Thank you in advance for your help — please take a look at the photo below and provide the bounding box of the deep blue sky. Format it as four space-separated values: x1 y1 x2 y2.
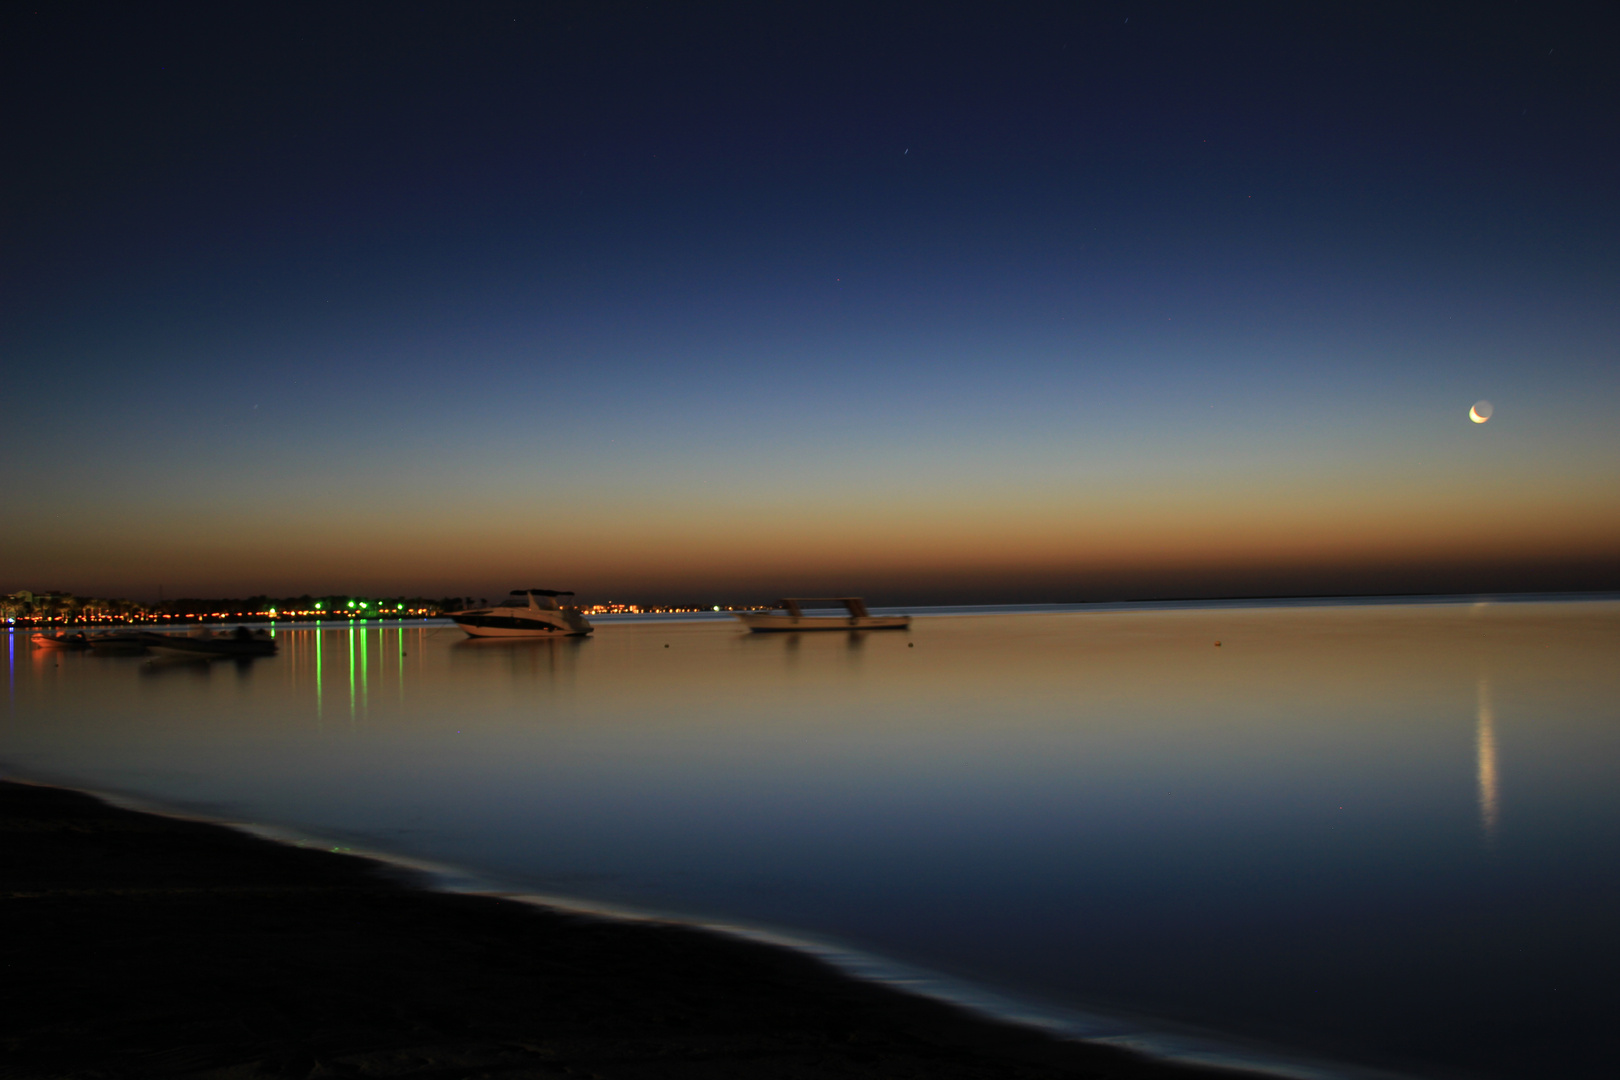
5 2 1617 602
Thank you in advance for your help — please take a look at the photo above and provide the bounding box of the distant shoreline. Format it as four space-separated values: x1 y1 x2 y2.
10 588 1620 630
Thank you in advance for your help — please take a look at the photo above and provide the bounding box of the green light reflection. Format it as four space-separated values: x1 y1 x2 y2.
360 627 369 714
314 629 323 722
347 625 355 722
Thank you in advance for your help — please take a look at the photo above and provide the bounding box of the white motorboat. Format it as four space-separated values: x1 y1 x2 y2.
449 589 594 638
733 597 909 633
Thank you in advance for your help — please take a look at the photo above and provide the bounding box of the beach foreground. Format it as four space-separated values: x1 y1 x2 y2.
1 780 1261 1080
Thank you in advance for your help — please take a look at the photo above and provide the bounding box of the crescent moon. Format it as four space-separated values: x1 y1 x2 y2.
1469 406 1486 423
1469 400 1493 424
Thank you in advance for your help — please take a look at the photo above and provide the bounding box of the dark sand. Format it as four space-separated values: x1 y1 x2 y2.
1 780 1265 1079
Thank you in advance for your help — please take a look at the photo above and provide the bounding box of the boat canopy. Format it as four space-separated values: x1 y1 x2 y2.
773 597 871 618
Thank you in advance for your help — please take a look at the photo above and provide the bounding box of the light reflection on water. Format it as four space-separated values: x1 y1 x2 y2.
5 601 1620 1079
1476 676 1498 846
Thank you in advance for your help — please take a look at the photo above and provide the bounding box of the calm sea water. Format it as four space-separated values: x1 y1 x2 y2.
6 601 1620 1079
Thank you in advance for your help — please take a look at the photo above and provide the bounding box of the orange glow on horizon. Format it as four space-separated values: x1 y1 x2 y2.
6 461 1618 599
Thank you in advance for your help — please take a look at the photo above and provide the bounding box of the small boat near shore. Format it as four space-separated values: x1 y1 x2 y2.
139 627 278 658
31 632 91 650
86 632 151 653
733 598 910 633
449 590 594 638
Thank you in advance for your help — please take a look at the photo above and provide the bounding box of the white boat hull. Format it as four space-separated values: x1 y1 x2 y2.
453 620 581 638
733 613 910 632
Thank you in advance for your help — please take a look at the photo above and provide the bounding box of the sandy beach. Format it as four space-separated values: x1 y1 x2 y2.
0 778 1270 1080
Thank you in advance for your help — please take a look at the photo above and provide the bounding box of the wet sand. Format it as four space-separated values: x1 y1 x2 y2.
0 779 1263 1079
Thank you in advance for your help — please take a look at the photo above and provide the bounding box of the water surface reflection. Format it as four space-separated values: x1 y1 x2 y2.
5 602 1620 1079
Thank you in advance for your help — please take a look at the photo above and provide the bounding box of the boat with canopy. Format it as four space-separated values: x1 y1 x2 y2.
448 590 594 637
732 597 909 633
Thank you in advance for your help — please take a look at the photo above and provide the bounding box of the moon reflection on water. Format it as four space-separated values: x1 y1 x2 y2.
1477 676 1499 844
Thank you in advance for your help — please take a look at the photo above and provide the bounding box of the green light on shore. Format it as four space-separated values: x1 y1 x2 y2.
315 602 323 609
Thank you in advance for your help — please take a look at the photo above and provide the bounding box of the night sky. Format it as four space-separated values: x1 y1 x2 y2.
6 2 1618 604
